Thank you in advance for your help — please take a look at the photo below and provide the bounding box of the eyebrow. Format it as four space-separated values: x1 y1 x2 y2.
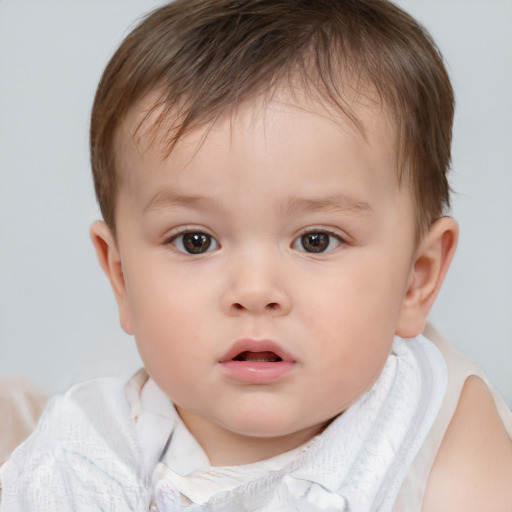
144 191 215 212
144 190 374 217
280 194 375 217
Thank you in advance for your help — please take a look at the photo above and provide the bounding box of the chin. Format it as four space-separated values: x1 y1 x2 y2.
223 410 329 442
218 411 300 438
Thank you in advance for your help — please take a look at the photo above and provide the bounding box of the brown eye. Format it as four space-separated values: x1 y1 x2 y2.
294 232 341 253
172 232 218 254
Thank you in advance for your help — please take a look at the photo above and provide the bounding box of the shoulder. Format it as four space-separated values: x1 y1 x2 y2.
0 376 148 511
422 375 512 512
20 376 134 443
31 375 138 454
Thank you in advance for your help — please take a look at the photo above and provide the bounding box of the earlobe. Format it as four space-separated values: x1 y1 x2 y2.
90 221 134 334
396 217 458 338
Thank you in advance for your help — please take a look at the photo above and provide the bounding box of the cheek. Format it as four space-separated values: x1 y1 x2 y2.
298 258 407 383
303 259 404 332
132 287 212 400
125 265 208 358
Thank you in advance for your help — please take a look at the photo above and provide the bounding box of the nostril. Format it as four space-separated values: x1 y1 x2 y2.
228 301 285 314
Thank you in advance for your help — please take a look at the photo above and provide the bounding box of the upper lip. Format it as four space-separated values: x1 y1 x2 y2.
219 338 296 363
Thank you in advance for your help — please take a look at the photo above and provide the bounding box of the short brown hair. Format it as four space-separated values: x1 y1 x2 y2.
90 0 454 236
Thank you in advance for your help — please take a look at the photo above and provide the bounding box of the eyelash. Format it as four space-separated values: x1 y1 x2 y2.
165 229 219 255
292 229 344 254
166 227 345 256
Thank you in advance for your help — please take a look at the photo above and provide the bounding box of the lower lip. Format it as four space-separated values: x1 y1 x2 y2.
219 360 295 384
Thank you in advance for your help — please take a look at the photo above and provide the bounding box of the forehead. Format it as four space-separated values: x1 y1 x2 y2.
111 87 412 239
115 83 398 177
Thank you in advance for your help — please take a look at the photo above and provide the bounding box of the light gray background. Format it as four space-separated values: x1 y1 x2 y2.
1 1 511 406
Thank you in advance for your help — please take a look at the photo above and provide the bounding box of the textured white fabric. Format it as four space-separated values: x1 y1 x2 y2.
0 378 153 511
0 336 446 511
151 447 307 507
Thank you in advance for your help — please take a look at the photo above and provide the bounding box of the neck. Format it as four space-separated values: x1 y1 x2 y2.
176 406 327 466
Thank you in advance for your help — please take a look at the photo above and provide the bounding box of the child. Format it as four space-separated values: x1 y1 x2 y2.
1 0 511 510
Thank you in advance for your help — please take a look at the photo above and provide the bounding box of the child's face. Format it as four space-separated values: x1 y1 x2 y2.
110 91 420 454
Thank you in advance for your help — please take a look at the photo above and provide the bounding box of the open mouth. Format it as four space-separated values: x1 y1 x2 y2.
233 351 283 363
219 340 295 383
220 338 294 364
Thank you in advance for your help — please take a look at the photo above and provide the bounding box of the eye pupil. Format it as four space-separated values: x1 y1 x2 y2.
183 233 211 254
301 233 330 253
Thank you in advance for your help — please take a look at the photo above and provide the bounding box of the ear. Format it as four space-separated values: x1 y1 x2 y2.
90 221 134 334
395 217 458 338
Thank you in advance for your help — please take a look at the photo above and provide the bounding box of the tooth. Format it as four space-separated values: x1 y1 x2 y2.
234 351 282 362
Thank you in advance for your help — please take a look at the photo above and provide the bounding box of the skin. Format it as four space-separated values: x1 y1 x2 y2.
422 375 512 511
91 89 512 508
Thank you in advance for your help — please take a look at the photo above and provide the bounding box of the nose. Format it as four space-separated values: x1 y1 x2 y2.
220 253 292 316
